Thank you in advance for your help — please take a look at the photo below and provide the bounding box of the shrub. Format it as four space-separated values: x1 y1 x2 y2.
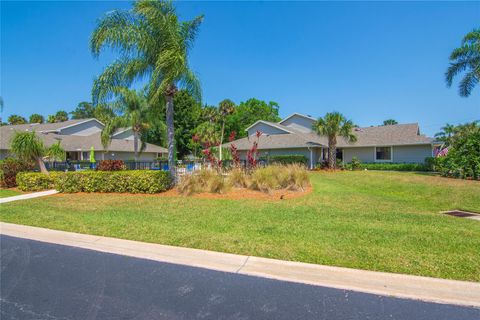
250 164 310 193
351 157 361 170
16 172 59 191
177 169 228 195
358 163 430 171
17 171 172 193
227 168 250 188
269 155 308 165
0 158 34 188
97 160 125 171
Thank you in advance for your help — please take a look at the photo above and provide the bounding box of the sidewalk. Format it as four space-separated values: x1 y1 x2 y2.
0 190 58 204
1 222 479 308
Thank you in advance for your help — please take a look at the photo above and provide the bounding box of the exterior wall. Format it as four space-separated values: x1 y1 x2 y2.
343 147 375 163
393 145 432 163
247 122 288 136
238 147 322 168
343 144 432 163
100 151 158 161
59 120 103 136
281 115 315 133
112 129 134 140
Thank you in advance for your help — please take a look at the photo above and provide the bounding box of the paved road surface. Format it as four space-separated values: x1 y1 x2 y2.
1 235 479 320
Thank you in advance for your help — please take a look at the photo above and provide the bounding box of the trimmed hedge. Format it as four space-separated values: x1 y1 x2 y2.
17 170 172 194
269 155 308 165
356 163 430 171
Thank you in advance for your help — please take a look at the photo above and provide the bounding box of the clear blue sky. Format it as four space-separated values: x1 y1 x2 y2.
1 1 479 136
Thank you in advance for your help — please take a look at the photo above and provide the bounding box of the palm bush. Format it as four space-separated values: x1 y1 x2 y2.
10 131 64 174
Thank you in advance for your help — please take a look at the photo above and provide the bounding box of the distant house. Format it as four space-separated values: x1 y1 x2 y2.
225 113 434 168
0 118 167 161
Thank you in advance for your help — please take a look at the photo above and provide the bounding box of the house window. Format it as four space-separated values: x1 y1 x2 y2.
375 146 392 161
336 148 343 161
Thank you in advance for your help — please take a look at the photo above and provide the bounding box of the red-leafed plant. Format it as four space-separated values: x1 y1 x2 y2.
247 130 262 169
229 131 241 168
97 160 126 171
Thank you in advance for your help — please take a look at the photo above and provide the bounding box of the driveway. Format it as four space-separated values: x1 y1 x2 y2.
1 235 479 320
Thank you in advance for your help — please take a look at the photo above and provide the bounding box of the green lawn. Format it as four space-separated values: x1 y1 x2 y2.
0 189 22 198
1 171 479 281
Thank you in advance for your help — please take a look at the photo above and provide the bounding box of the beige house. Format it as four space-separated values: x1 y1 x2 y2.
225 113 434 169
0 119 167 161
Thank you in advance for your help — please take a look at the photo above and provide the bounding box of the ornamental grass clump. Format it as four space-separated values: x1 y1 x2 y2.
177 169 229 195
227 168 250 188
249 164 309 193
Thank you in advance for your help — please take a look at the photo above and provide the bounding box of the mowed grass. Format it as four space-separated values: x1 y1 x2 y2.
1 171 479 281
0 189 22 198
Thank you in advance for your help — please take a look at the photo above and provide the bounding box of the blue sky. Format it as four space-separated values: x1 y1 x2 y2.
1 1 479 136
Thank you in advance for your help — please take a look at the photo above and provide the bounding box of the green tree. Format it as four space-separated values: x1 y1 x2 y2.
29 114 45 124
218 99 235 160
383 119 398 125
313 112 357 169
93 104 115 124
225 98 281 139
435 123 456 145
91 0 203 176
54 110 69 122
46 115 56 123
445 28 480 97
101 88 152 161
10 131 64 174
8 115 27 125
70 102 96 119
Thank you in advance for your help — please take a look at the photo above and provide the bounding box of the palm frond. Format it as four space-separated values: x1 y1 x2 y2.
459 70 479 97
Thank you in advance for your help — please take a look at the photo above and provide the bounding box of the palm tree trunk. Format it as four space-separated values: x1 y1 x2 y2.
166 93 176 179
219 121 225 161
328 136 337 169
37 157 49 175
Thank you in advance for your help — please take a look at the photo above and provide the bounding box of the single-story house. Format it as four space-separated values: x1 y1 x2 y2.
225 113 435 168
0 118 167 161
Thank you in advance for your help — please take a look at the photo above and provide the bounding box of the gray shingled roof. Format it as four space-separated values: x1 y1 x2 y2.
224 123 432 150
0 122 167 153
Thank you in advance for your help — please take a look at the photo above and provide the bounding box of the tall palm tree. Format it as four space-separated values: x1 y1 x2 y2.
445 28 480 97
435 123 456 145
101 88 151 161
313 112 357 169
218 99 235 160
91 0 203 177
10 131 64 174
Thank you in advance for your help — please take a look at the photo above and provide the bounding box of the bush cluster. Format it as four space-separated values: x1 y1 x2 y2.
177 164 310 195
268 155 308 165
0 158 34 188
97 160 126 171
353 162 431 171
17 170 172 194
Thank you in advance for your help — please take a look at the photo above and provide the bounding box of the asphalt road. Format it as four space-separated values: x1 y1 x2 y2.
1 235 479 320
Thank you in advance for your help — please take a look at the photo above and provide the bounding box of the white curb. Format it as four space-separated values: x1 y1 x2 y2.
0 190 58 203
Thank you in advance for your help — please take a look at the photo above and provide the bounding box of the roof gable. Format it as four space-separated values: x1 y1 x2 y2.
279 113 316 133
245 120 293 135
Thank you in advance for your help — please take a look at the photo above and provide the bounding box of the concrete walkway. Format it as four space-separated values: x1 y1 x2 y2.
0 190 58 203
1 222 479 308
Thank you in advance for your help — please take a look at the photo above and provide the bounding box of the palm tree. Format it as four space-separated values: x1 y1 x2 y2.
445 28 480 97
90 0 203 177
435 123 456 145
10 131 64 174
101 88 151 161
313 112 357 169
218 99 235 160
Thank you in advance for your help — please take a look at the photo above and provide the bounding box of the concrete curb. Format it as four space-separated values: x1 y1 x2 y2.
0 190 58 203
1 222 479 308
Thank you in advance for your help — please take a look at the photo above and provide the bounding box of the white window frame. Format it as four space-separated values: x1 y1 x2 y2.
374 146 393 162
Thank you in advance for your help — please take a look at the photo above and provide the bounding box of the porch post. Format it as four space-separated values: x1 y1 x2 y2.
80 151 83 161
309 148 313 170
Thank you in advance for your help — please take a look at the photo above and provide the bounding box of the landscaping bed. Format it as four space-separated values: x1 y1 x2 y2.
1 171 479 282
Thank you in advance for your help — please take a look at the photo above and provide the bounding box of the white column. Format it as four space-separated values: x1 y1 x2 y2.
80 151 83 161
309 148 313 170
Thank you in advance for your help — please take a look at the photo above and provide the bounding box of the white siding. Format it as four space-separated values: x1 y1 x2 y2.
343 147 375 163
247 122 289 136
112 129 134 140
101 151 158 161
59 120 103 136
281 115 315 133
393 145 432 163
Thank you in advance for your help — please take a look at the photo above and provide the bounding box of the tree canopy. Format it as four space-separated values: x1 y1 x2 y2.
29 114 45 124
383 119 398 125
8 114 27 125
445 28 480 97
